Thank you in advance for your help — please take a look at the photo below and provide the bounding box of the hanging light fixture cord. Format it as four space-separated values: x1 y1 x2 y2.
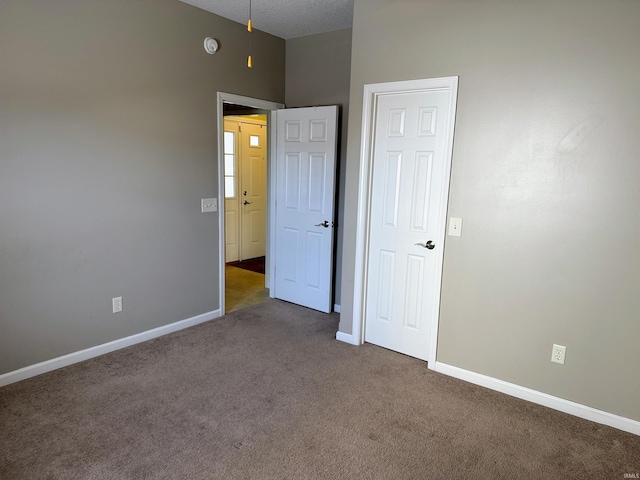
247 0 253 68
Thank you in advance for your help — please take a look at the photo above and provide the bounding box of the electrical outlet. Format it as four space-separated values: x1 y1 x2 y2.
112 296 123 314
551 344 566 364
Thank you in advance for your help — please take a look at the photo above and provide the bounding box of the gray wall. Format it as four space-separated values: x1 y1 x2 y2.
285 28 352 306
0 0 284 374
339 0 640 422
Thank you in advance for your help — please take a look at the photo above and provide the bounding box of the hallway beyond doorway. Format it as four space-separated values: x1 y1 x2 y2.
225 265 268 314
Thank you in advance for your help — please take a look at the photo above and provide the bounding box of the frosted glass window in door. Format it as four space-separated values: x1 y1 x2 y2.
224 131 236 198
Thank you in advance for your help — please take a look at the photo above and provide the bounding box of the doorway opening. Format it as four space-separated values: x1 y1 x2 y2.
223 110 268 313
217 93 284 315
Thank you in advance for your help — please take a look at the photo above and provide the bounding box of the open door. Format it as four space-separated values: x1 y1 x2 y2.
272 106 338 313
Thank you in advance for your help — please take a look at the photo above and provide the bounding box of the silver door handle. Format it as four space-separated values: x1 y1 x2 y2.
415 240 435 250
315 220 330 228
243 200 253 205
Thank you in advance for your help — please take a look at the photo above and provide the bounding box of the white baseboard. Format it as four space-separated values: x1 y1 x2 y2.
0 309 222 388
433 361 640 436
333 304 341 313
336 331 359 345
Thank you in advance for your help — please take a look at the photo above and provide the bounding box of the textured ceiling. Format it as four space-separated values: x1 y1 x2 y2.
179 0 353 40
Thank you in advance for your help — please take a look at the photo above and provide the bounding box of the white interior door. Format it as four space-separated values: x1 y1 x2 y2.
273 106 338 313
240 122 267 260
364 89 454 360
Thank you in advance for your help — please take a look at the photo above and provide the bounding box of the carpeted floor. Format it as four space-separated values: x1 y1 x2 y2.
1 299 639 479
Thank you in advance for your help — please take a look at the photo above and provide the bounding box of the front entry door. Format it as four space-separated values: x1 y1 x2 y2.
364 89 454 361
223 117 267 262
240 122 267 260
273 106 338 313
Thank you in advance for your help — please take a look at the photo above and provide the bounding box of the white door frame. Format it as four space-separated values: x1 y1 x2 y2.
216 92 284 315
350 77 459 366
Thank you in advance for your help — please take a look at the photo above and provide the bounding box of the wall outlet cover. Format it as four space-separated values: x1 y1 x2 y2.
551 344 566 364
112 296 123 314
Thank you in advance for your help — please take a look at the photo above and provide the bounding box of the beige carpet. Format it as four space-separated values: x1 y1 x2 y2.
1 299 639 479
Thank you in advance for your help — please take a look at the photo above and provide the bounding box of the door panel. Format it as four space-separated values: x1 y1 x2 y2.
274 106 338 313
240 122 267 260
365 90 451 361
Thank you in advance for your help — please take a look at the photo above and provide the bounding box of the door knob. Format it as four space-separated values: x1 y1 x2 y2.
415 240 435 249
243 200 253 205
315 220 330 228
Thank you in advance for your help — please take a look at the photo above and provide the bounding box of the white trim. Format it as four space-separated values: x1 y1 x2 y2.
351 77 459 364
434 362 640 436
217 93 285 312
217 93 285 112
333 304 341 313
0 309 222 388
336 331 358 345
268 110 278 298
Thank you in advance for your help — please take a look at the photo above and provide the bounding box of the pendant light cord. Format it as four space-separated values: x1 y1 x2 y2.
247 0 253 68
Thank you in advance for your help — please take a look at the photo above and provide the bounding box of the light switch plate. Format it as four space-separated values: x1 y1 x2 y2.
448 217 462 237
201 198 217 213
